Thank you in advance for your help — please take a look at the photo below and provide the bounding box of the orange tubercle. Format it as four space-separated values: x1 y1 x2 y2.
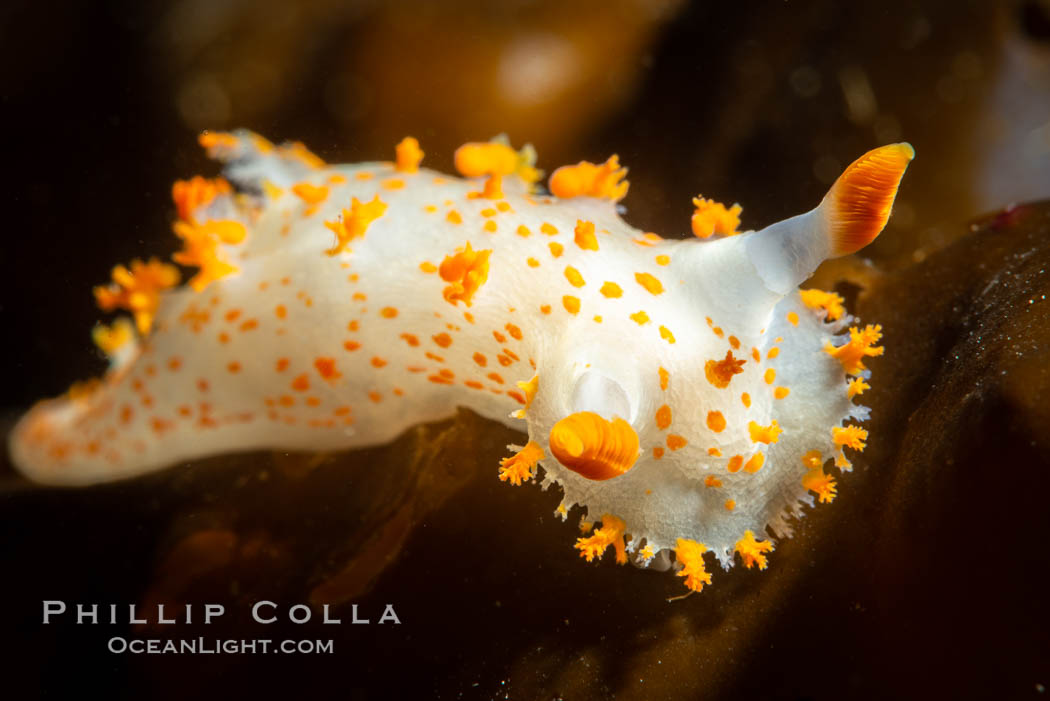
439 242 491 307
735 531 774 570
549 156 629 202
576 514 628 565
394 136 423 173
824 324 884 374
674 539 712 593
691 197 742 238
498 441 544 486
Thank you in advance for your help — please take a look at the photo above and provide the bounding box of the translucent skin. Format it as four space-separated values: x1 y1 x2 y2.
9 132 911 588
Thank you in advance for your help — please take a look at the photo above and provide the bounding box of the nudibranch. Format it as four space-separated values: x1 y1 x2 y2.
9 131 912 594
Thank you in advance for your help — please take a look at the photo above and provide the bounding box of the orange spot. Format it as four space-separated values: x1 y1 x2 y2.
400 333 420 347
728 335 740 350
655 255 671 266
562 295 580 315
748 420 782 444
540 222 558 236
517 225 531 237
744 452 766 473
446 210 463 225
432 332 452 348
527 257 540 268
724 499 736 511
419 261 437 273
653 446 665 459
540 304 551 315
382 178 405 190
706 411 726 432
787 311 799 326
368 391 382 403
371 357 387 368
573 220 599 251
227 361 241 374
275 358 290 372
630 310 649 325
483 220 498 233
487 372 504 384
472 352 488 367
564 266 586 287
655 405 672 430
666 434 687 451
774 386 790 399
380 307 398 318
291 182 329 213
634 272 664 295
600 282 622 298
764 368 777 384
727 455 744 473
658 367 669 391
343 340 361 351
275 304 287 319
705 351 746 388
167 357 182 372
239 319 258 332
549 242 564 258
707 448 722 457
291 374 310 391
314 357 341 380
505 323 523 340
492 330 507 343
659 326 675 344
741 392 751 407
704 475 722 488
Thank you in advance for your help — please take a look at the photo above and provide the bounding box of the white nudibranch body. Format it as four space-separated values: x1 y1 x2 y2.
9 132 912 594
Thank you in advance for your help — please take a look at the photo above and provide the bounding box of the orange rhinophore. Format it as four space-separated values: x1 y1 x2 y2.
824 143 914 256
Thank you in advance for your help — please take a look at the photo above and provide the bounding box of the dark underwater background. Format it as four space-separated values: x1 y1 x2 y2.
1 1 1049 698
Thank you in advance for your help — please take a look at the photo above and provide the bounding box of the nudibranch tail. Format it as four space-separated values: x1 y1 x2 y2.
10 131 912 597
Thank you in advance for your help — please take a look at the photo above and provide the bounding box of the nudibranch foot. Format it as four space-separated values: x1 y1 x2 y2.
9 132 911 595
